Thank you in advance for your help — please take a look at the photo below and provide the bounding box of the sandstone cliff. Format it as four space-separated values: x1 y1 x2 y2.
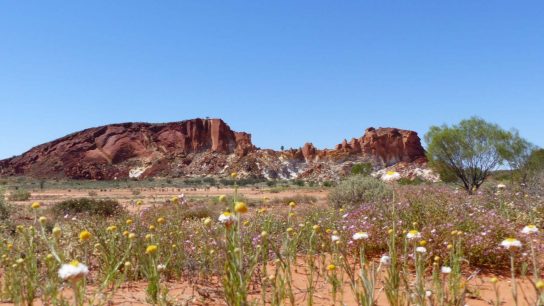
0 118 426 180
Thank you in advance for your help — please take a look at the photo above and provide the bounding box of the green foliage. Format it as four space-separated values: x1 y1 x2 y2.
397 177 425 185
50 198 125 217
0 189 10 221
328 175 393 208
351 162 373 176
292 179 305 187
425 117 512 194
8 189 31 201
501 130 536 183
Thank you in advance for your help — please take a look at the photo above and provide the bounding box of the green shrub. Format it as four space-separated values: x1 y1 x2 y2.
8 189 31 201
397 177 425 185
0 190 10 221
328 175 393 208
351 162 373 176
50 198 125 217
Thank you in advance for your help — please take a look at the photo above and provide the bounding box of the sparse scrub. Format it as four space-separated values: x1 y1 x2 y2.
49 198 125 217
8 189 31 201
328 175 393 208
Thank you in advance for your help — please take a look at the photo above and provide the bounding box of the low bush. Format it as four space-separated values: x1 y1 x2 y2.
351 162 373 176
50 198 125 217
8 189 31 201
0 190 10 221
328 175 393 208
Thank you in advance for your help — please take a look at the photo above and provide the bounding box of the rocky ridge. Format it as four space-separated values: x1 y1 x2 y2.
0 118 427 181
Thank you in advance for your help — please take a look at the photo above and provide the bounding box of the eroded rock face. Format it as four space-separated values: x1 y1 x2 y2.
0 119 426 180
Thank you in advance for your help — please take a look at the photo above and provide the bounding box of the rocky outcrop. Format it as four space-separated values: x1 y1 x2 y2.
0 119 426 180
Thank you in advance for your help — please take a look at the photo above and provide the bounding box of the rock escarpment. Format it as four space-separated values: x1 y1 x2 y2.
0 118 426 180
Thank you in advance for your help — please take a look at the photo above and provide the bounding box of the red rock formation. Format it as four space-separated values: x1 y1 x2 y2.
0 120 426 180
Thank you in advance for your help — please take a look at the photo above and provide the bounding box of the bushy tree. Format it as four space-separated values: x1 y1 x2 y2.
351 162 373 176
425 117 511 194
501 130 536 183
328 175 393 208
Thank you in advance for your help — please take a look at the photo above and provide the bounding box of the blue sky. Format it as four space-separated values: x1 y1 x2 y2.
0 1 542 159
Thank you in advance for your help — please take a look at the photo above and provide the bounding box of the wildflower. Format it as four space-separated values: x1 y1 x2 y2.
31 202 40 209
136 200 143 206
218 212 236 225
52 226 62 238
380 255 391 265
382 171 401 182
490 277 498 284
124 261 132 269
122 230 129 237
149 225 155 231
157 217 165 225
261 231 268 238
39 216 47 224
243 220 250 226
352 232 369 240
536 280 544 290
331 235 340 242
106 225 117 232
419 240 427 246
128 233 137 240
126 219 133 225
230 172 238 178
145 245 158 255
497 183 506 189
500 238 522 250
58 260 89 281
326 264 336 271
407 230 421 240
157 264 166 271
203 217 212 226
425 291 432 297
145 234 152 240
441 266 452 274
522 225 538 235
79 230 92 242
289 201 296 208
234 202 248 214
312 225 320 232
286 227 294 234
415 246 427 254
447 244 453 250
218 195 227 203
434 256 440 262
171 196 179 204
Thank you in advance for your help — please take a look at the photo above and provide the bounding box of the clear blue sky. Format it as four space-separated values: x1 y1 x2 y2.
1 1 543 159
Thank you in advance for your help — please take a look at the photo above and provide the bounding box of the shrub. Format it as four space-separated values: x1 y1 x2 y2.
8 189 31 201
328 175 393 208
351 162 373 176
397 177 425 185
50 198 125 217
0 190 10 221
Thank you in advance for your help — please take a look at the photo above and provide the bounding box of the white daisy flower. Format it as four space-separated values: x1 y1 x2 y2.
500 238 522 249
58 260 89 281
157 264 166 271
407 230 421 240
218 212 237 225
352 232 369 240
382 171 401 182
522 225 538 235
331 235 340 242
380 255 391 265
441 266 452 274
497 183 506 189
415 246 427 254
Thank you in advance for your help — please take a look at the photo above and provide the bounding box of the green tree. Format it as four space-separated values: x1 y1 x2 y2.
425 117 511 194
501 130 536 183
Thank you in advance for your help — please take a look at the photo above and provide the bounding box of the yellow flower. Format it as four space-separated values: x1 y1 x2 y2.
326 264 336 271
79 230 92 242
122 230 129 237
537 280 544 290
288 212 295 217
136 200 143 206
126 219 133 225
124 261 132 269
490 277 498 284
419 240 427 246
31 202 40 209
218 195 227 203
106 225 117 232
261 231 268 238
289 201 296 208
52 227 62 238
203 217 212 226
157 217 165 225
145 245 158 255
149 225 156 231
286 227 294 234
230 172 238 179
39 216 47 224
145 234 152 240
447 244 453 250
171 196 179 205
234 202 248 214
312 225 321 232
128 233 137 240
243 220 250 226
7 243 13 250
